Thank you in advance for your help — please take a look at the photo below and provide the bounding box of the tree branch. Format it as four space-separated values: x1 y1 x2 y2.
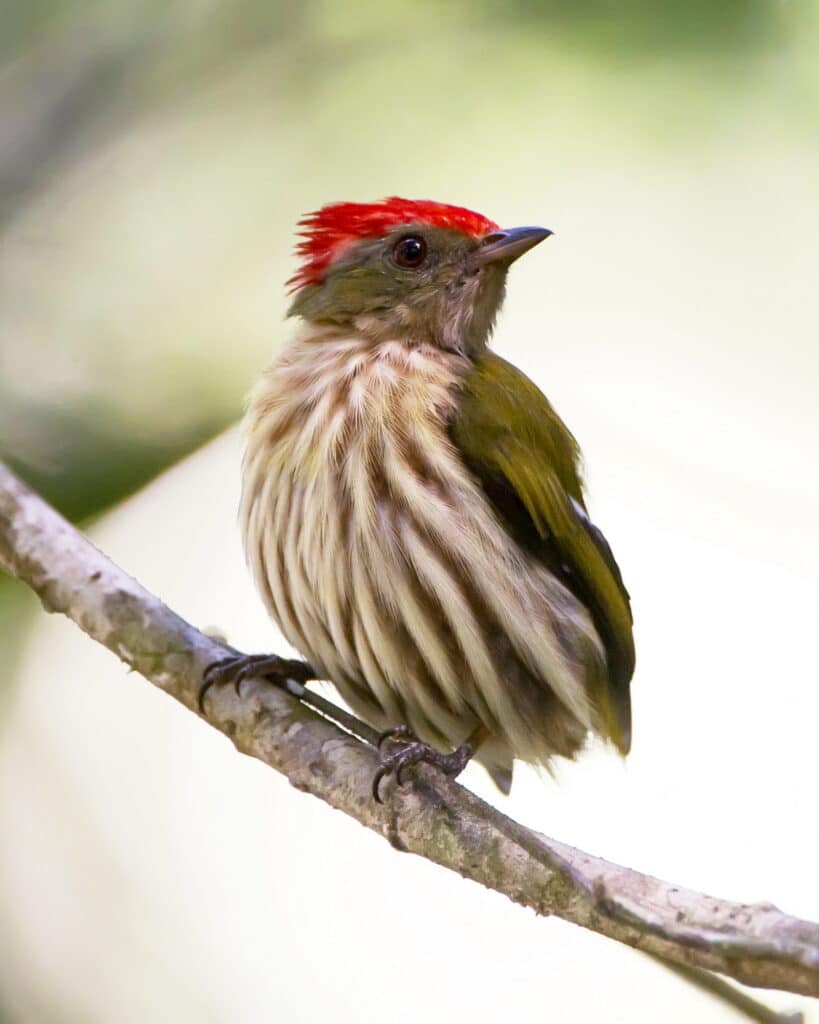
1 460 817 1008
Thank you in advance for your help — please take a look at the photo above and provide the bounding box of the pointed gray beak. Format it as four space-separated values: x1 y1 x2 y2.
474 225 553 267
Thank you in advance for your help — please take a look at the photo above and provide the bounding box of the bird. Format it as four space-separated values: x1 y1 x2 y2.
203 197 634 799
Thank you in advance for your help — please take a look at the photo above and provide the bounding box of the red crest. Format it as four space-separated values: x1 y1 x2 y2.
288 197 499 292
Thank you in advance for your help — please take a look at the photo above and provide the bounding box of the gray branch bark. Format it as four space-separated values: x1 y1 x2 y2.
1 459 817 1004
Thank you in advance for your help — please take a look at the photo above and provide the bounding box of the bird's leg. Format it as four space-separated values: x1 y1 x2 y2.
200 653 383 746
373 723 488 803
199 653 314 712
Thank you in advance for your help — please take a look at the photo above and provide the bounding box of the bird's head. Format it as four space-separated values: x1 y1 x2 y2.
287 198 552 353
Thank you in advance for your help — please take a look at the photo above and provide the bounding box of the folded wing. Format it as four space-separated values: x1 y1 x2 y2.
451 352 635 752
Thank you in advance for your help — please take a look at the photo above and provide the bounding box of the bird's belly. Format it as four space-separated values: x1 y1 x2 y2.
245 446 598 768
249 459 468 738
240 334 604 769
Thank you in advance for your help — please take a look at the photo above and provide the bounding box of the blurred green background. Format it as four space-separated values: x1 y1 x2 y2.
2 0 815 522
1 2 818 1021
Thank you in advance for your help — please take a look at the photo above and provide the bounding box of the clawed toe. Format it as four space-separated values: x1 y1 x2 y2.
372 729 475 802
198 653 313 713
199 657 235 711
202 656 250 697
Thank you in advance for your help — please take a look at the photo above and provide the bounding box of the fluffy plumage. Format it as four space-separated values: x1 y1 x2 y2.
241 198 634 793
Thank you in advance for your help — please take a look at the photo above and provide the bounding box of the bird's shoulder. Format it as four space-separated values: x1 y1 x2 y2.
452 350 586 507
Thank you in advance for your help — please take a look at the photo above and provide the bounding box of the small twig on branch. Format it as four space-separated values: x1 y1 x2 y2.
646 955 805 1024
0 461 815 1021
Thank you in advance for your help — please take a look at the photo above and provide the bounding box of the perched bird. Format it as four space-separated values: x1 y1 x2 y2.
207 197 634 797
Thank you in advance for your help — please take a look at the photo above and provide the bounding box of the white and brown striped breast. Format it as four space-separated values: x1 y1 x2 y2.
241 326 607 776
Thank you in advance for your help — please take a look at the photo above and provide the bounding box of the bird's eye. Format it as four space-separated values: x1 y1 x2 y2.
393 235 428 269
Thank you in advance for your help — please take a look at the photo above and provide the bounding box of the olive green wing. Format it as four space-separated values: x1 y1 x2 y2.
451 351 634 753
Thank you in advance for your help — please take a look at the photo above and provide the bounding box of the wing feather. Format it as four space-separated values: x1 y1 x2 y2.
451 352 635 752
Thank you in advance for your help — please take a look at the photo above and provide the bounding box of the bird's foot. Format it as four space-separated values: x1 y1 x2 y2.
199 653 313 713
373 725 475 802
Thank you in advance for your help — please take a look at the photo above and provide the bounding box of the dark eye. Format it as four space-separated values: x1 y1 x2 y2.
393 235 428 269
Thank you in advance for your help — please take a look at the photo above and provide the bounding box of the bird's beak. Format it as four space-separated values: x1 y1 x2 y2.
473 226 553 268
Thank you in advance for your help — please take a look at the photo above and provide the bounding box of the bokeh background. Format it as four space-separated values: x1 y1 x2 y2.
1 2 818 1021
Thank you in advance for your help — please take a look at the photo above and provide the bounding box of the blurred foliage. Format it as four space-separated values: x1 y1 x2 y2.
1 395 225 522
0 576 36 718
486 0 799 53
1 0 813 510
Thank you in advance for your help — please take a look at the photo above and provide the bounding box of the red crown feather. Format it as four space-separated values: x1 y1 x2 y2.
287 197 499 292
